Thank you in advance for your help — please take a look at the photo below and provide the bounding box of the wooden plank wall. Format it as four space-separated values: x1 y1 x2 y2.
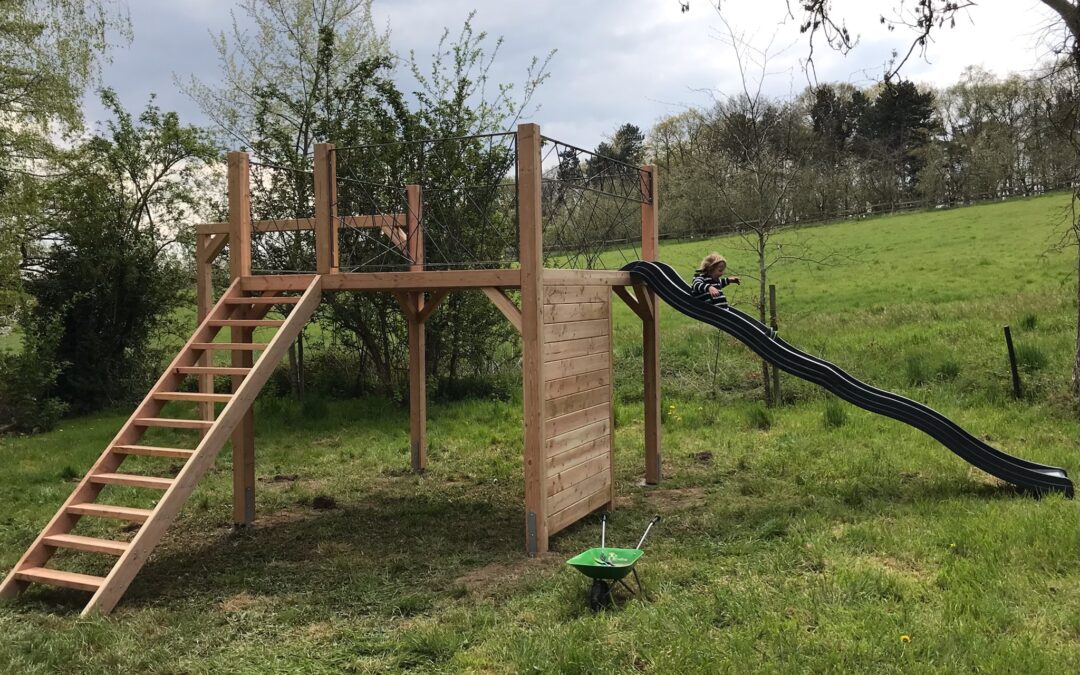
542 282 614 535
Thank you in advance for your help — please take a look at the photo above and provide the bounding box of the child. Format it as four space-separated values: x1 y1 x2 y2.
691 253 740 308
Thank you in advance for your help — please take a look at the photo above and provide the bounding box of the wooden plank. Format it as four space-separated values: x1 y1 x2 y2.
546 468 610 515
113 445 196 459
314 142 336 274
206 233 229 260
14 568 104 593
543 335 609 363
190 343 268 351
544 285 608 304
545 419 609 458
606 298 616 510
545 402 610 439
543 269 633 286
176 367 250 376
544 301 608 323
612 285 647 321
153 392 232 403
546 436 610 476
89 474 174 490
544 319 608 343
640 164 661 486
548 484 611 536
223 297 300 305
544 352 610 382
517 122 547 556
197 214 404 235
43 534 128 556
545 384 610 419
322 270 521 291
482 287 522 333
228 151 251 278
546 453 610 498
134 418 214 430
208 319 285 327
406 184 426 473
544 370 610 401
67 503 153 523
81 276 322 616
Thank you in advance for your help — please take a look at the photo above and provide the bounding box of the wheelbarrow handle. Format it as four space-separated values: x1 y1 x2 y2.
601 512 607 548
635 515 662 550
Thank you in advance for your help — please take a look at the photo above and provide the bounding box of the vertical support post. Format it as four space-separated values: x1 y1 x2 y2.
196 233 215 424
314 142 337 274
1004 325 1022 399
769 284 781 406
406 184 427 472
227 150 255 526
640 165 662 486
517 123 548 555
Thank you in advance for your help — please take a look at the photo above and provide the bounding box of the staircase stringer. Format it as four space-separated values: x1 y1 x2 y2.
82 276 323 615
0 279 247 600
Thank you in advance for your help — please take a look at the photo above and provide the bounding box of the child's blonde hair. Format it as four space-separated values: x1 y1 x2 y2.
698 252 727 276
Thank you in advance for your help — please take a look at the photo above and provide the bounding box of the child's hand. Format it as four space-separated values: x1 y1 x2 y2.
728 276 741 285
708 287 721 298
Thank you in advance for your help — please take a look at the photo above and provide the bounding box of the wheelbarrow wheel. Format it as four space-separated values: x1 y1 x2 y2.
589 579 612 611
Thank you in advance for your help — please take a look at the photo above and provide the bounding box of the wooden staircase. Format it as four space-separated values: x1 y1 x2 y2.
0 276 322 615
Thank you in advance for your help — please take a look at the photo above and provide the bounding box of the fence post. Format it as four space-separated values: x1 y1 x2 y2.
227 150 254 526
406 184 426 472
1004 325 1022 399
314 143 337 274
640 164 661 486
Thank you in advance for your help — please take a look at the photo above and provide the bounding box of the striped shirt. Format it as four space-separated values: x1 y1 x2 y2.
691 271 732 307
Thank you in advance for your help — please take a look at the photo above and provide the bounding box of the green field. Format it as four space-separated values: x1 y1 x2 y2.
0 193 1077 673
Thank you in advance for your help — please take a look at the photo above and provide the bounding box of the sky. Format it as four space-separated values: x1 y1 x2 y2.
87 0 1064 150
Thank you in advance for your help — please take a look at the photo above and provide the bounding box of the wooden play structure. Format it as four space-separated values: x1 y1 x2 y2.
0 124 663 615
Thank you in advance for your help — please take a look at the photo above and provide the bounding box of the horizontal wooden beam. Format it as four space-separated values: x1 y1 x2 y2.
197 214 406 235
543 269 634 286
240 270 521 292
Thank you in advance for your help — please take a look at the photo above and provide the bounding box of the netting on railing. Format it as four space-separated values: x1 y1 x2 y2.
248 158 317 274
333 132 518 272
539 137 651 270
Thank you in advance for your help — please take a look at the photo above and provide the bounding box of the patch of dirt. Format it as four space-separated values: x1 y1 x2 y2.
259 473 299 483
690 451 713 464
252 509 312 528
454 554 562 596
311 495 337 510
220 592 259 612
644 487 707 511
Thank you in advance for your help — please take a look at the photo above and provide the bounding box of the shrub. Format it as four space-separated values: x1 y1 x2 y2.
0 328 68 433
745 402 772 430
823 397 847 428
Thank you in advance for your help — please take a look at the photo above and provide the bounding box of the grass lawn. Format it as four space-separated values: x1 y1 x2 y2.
0 193 1077 672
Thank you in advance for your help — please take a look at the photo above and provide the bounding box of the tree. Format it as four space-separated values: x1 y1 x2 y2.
0 0 130 328
15 92 218 416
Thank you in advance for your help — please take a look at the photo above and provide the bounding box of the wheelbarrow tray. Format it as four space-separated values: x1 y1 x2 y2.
566 547 644 581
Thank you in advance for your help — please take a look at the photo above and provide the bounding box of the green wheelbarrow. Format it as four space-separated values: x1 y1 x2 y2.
566 513 661 610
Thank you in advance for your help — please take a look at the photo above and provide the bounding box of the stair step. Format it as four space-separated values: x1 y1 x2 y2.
67 503 154 523
153 392 232 403
43 534 129 556
89 473 174 490
190 343 269 351
175 366 251 377
208 319 285 327
14 567 105 592
134 417 214 430
113 444 195 459
224 296 300 305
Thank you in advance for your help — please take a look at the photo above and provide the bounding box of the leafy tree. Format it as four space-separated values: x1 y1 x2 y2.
13 92 218 418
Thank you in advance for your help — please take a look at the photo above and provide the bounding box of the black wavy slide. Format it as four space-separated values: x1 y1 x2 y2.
622 260 1074 497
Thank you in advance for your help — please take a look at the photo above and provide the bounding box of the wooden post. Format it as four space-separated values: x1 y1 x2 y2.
314 143 337 274
1004 325 1022 399
640 165 661 485
769 283 781 406
227 151 255 526
517 123 548 555
196 233 215 425
406 184 427 472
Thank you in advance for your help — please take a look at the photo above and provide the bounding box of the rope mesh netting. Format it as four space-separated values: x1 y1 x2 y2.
333 132 519 272
248 159 316 274
539 136 651 269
